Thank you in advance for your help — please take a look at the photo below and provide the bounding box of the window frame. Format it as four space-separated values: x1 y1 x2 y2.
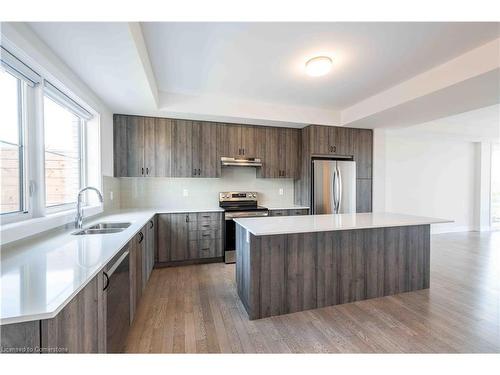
0 45 101 229
0 71 31 223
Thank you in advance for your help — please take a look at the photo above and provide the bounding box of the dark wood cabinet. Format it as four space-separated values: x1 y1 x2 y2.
356 179 372 213
192 121 219 177
41 273 103 353
129 229 145 322
259 127 300 179
308 125 353 156
142 218 156 290
294 124 372 212
157 212 222 264
218 123 257 158
269 208 309 216
353 128 373 179
114 114 173 177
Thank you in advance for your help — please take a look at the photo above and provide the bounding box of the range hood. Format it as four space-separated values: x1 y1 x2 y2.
221 156 262 167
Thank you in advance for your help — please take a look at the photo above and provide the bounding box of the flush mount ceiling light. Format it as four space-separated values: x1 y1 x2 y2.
305 56 332 77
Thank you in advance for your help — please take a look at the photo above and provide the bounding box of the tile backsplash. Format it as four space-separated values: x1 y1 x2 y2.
103 167 295 210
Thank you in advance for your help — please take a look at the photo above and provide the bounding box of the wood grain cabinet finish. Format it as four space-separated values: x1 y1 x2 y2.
294 125 373 212
141 218 156 290
353 128 373 179
259 127 300 179
217 123 258 158
129 230 145 323
114 114 173 177
157 212 223 264
0 320 41 353
236 224 430 320
41 273 104 353
269 209 309 217
308 125 354 156
192 121 219 177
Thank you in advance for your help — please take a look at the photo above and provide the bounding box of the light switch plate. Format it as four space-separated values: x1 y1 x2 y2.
183 189 189 197
109 191 114 201
279 188 284 196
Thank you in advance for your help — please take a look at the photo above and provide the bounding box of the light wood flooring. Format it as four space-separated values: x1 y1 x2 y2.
124 231 500 353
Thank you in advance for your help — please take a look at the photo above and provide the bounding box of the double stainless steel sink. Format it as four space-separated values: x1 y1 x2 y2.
73 222 131 235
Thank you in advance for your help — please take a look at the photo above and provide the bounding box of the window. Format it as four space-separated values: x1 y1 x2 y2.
0 69 25 215
43 95 84 208
0 45 101 229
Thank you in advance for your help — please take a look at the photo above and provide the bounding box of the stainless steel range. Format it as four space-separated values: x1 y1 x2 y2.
219 191 268 264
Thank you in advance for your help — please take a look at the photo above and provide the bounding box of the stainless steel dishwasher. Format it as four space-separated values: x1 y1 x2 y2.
103 249 130 353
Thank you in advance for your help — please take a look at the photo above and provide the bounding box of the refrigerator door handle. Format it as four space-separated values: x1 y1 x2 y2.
336 165 342 213
332 166 338 214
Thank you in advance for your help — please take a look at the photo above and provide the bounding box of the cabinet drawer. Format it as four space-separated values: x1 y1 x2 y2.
189 239 222 259
197 212 221 221
270 209 288 217
188 220 221 231
188 229 221 241
290 209 309 216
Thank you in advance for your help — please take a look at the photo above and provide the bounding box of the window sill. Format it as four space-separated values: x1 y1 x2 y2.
0 205 103 245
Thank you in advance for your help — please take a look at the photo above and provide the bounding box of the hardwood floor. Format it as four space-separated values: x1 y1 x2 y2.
124 231 500 353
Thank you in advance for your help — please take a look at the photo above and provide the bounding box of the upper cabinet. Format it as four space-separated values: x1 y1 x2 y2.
113 116 367 182
114 115 173 177
259 127 300 179
172 120 220 178
308 125 354 156
217 123 259 158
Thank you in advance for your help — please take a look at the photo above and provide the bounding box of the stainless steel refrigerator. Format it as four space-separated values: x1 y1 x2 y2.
312 159 356 214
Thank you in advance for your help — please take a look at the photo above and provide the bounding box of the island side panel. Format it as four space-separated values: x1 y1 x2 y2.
237 224 430 320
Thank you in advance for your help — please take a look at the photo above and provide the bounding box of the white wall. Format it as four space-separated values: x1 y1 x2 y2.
104 167 296 210
374 129 479 234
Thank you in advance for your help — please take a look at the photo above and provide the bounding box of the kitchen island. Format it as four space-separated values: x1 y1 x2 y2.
234 212 450 320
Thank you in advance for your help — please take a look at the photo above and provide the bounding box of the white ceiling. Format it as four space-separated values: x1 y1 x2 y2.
387 104 500 142
24 22 500 127
141 22 500 109
28 22 158 113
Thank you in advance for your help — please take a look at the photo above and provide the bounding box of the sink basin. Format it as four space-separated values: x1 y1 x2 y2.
72 222 131 235
73 228 126 235
87 222 131 230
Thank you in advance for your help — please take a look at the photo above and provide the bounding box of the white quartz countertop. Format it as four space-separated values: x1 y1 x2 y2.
234 212 452 236
0 207 223 325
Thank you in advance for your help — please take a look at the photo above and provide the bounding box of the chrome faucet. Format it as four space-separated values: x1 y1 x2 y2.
75 186 104 229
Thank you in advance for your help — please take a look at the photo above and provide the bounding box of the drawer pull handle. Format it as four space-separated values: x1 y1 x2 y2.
202 234 210 237
202 224 210 227
201 248 210 251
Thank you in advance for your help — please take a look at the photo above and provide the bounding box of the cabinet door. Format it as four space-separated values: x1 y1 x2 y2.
218 123 241 157
152 117 173 177
41 273 102 353
172 120 193 177
330 127 354 156
309 125 330 155
192 121 219 177
113 115 144 177
356 179 372 213
143 117 156 176
284 128 300 178
270 209 288 216
129 230 145 322
240 125 256 157
146 217 156 279
157 214 170 263
168 214 190 261
354 129 373 179
260 127 280 178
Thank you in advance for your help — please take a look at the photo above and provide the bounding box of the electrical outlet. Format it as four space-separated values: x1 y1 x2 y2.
183 189 189 197
279 188 284 196
109 191 114 201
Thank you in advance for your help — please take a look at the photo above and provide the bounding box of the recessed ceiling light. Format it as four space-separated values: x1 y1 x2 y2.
305 56 332 77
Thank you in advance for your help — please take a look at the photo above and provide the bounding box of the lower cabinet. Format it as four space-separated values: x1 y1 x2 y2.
269 208 309 217
157 212 223 264
0 216 158 354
